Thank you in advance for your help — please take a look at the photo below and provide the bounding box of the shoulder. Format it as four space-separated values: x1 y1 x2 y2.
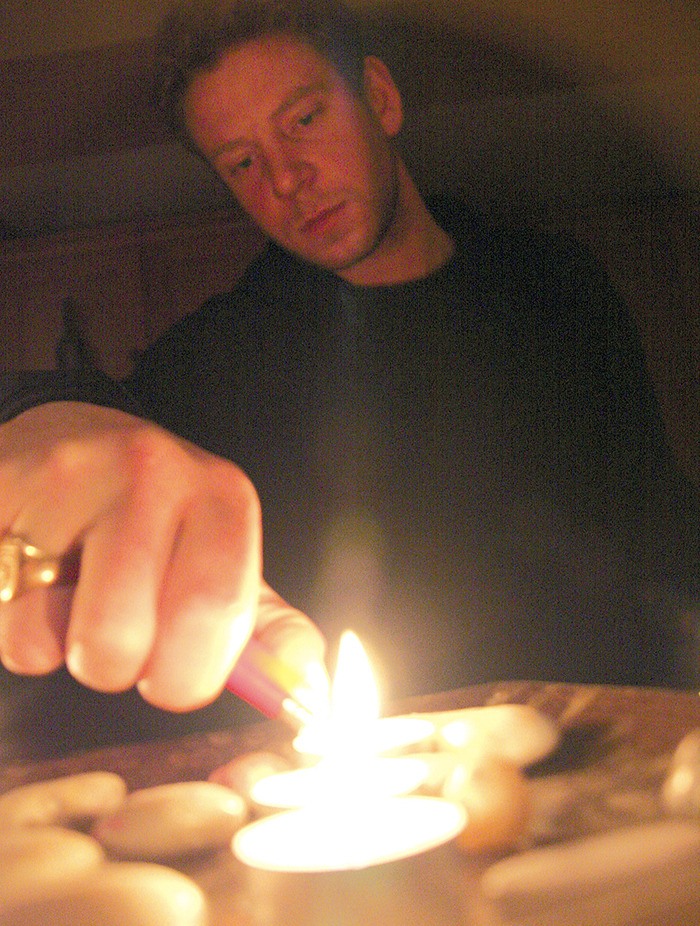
136 245 320 363
433 198 644 377
428 193 603 287
440 202 622 335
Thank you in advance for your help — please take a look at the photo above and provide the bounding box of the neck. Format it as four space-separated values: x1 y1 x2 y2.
338 161 455 287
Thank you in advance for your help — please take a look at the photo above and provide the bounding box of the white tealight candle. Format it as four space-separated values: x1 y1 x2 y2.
251 632 434 810
233 796 467 872
249 756 430 810
235 631 465 871
293 715 436 757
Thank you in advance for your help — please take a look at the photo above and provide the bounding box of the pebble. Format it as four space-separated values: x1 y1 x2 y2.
0 771 127 828
443 755 531 853
434 704 560 767
662 728 700 817
208 750 292 803
92 780 248 860
0 862 208 926
481 819 700 920
0 825 104 909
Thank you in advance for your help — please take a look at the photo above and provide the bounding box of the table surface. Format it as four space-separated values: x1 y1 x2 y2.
2 680 700 926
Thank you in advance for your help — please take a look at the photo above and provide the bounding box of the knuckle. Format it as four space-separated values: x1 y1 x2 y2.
115 426 188 519
215 460 262 523
237 467 262 514
38 437 91 496
120 425 174 487
198 459 262 552
177 549 244 606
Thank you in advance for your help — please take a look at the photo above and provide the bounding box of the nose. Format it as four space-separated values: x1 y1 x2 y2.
265 141 314 198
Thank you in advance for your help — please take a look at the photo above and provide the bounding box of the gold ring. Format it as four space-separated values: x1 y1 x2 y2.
0 535 78 604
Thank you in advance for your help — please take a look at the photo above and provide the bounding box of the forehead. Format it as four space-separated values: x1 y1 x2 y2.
184 34 346 146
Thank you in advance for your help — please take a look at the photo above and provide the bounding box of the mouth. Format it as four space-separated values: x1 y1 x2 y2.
299 201 346 237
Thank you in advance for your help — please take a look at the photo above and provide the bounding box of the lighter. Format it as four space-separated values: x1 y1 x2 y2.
226 635 325 729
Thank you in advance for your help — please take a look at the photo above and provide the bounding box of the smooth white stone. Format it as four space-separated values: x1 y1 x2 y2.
0 862 208 926
431 704 560 767
92 781 247 860
0 772 127 828
443 755 531 853
208 750 292 803
481 819 700 923
0 825 104 909
662 728 700 817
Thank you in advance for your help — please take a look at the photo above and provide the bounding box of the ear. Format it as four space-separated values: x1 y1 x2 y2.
362 55 403 137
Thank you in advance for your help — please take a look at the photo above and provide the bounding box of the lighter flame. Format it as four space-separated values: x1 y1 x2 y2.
252 630 430 810
325 630 380 759
293 630 381 759
235 631 466 872
292 630 434 760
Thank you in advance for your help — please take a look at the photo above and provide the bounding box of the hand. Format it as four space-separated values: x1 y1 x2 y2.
0 402 326 711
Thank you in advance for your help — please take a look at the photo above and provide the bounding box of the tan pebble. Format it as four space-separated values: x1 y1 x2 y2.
437 704 560 767
0 862 207 926
662 728 700 817
92 780 247 860
481 819 700 917
444 755 531 853
672 729 700 767
208 750 292 801
0 826 104 909
0 772 127 828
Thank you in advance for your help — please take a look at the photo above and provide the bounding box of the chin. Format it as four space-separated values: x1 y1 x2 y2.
318 233 381 274
289 243 362 274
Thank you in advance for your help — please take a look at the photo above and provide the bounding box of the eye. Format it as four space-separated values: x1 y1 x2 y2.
233 154 253 173
298 107 318 127
221 152 255 182
294 101 324 132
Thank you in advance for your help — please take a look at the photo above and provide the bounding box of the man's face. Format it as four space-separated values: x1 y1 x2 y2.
184 35 401 281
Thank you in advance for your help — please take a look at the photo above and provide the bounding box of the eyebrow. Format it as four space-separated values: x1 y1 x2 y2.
210 80 328 162
271 80 327 121
211 139 247 163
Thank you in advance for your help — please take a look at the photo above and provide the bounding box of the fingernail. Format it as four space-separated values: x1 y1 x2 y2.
65 640 87 680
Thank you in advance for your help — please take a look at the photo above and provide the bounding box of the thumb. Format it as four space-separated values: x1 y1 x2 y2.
252 581 330 715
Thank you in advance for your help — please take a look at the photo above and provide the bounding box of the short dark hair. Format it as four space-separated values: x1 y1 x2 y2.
155 0 368 141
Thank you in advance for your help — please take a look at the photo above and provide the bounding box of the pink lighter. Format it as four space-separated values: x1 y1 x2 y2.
226 636 320 728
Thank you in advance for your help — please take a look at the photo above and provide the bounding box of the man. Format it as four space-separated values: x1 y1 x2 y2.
1 0 698 755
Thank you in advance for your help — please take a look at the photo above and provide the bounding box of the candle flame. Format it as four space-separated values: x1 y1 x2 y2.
251 629 433 811
293 630 381 759
326 630 380 758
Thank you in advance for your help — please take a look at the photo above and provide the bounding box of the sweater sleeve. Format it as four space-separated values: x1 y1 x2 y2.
0 367 145 425
0 245 280 429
